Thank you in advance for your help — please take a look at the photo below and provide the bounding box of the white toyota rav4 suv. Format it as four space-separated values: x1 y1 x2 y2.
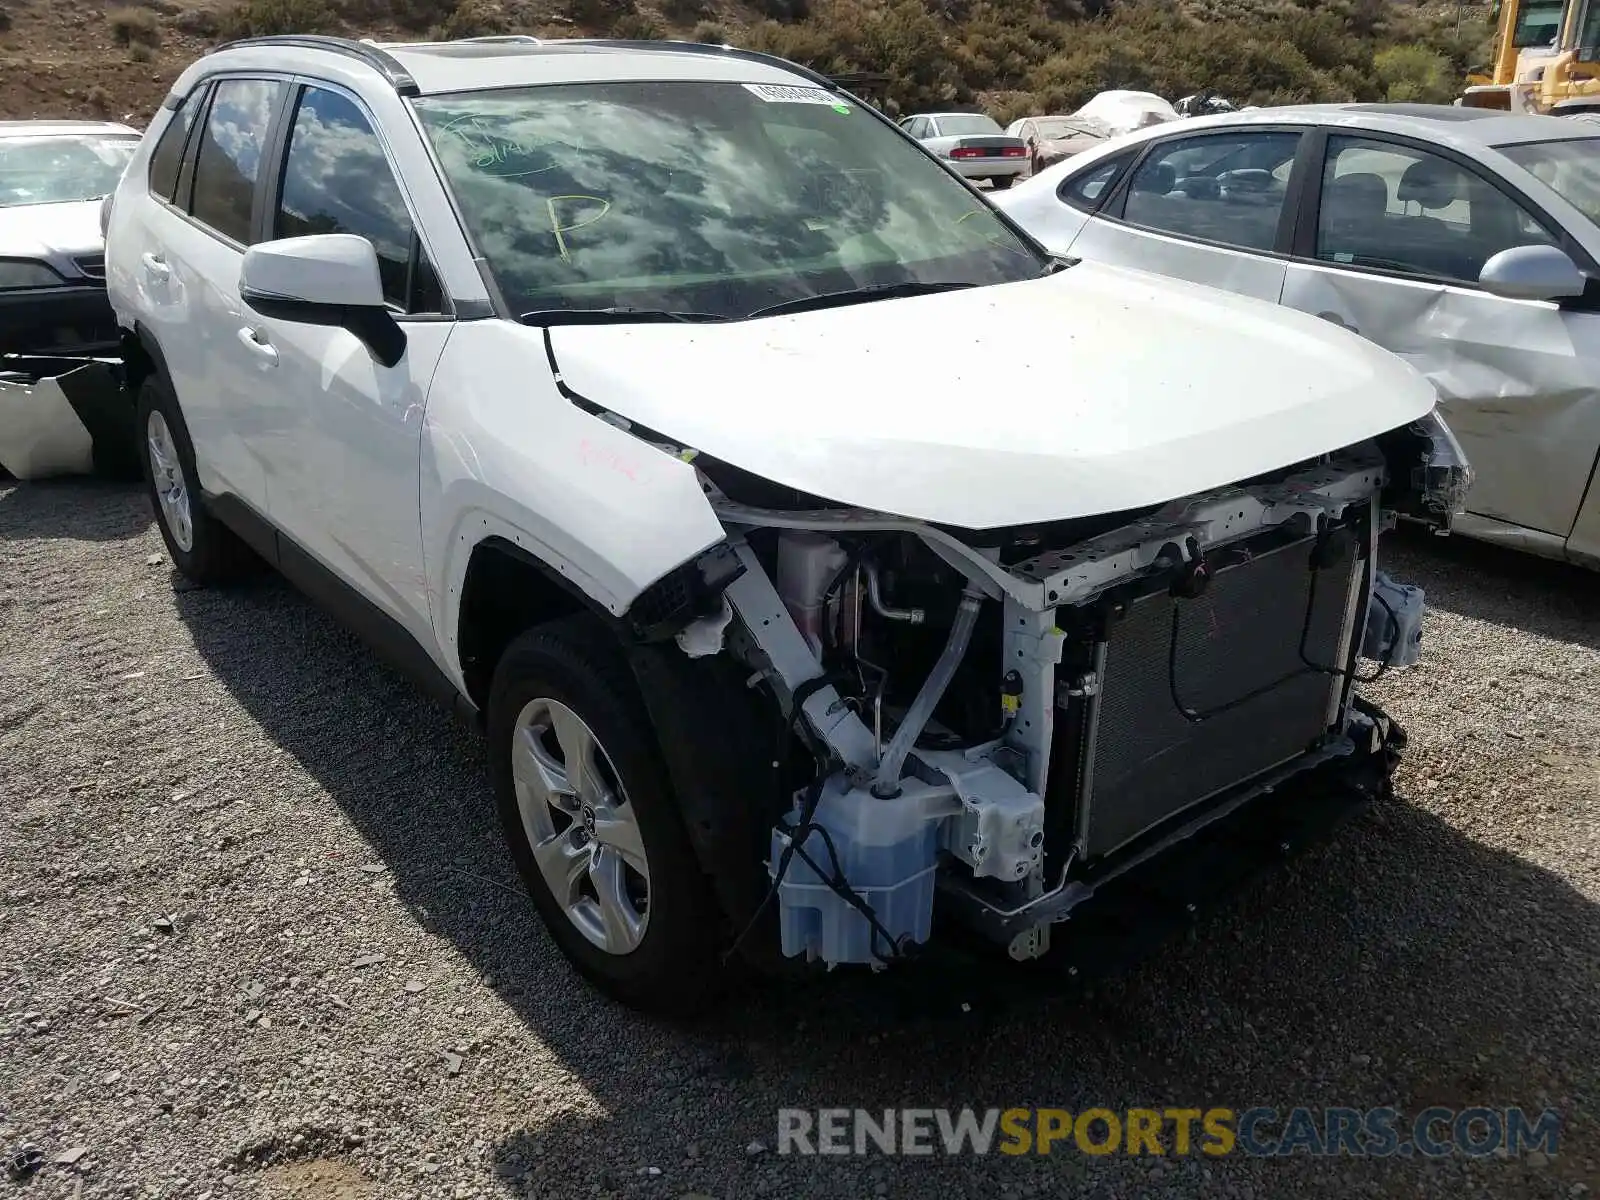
106 34 1468 1013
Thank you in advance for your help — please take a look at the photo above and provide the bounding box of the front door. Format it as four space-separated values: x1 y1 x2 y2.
1281 132 1600 540
244 81 450 647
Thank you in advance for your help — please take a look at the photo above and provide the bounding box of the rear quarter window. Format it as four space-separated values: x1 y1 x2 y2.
1058 152 1134 212
148 91 201 203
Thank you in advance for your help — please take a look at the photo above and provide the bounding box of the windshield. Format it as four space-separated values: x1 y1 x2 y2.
0 135 138 208
936 114 1003 136
1499 137 1600 227
1511 0 1566 47
414 81 1044 320
1035 117 1108 140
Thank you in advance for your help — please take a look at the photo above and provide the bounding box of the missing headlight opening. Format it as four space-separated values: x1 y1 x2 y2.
639 425 1462 972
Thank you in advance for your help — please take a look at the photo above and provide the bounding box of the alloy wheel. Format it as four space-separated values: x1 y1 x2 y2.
509 697 651 955
146 409 193 552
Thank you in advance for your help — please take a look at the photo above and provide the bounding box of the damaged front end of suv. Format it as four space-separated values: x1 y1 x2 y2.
568 364 1469 981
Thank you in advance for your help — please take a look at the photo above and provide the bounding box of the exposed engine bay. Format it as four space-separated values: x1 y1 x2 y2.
629 412 1467 969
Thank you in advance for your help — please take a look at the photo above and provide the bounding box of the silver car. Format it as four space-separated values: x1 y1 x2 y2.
995 103 1600 568
898 111 1028 188
0 120 140 356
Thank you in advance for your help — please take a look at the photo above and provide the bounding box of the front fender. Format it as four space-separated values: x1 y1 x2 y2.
420 320 727 688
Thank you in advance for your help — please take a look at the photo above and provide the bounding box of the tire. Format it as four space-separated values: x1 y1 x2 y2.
990 175 1015 190
135 373 254 585
488 616 723 1014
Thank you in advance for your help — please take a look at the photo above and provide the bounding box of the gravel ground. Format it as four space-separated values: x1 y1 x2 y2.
2 478 1597 1200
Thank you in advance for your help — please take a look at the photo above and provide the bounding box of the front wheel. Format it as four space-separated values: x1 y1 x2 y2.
488 616 723 1013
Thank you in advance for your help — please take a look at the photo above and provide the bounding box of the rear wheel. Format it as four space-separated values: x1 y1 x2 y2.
991 174 1015 190
135 374 254 585
488 616 722 1013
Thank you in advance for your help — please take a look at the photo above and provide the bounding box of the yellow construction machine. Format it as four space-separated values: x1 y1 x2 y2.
1459 0 1600 114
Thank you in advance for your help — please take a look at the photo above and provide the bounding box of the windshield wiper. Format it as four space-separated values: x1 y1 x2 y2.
745 280 979 319
519 307 731 326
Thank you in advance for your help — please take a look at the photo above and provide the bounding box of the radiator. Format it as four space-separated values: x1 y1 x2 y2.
1075 528 1364 860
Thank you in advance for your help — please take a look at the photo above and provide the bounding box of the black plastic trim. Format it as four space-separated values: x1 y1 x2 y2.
623 639 785 966
0 287 118 357
240 287 408 367
203 489 478 723
217 35 420 96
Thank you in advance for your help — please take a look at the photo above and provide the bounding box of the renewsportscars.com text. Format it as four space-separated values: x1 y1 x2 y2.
776 1106 1561 1158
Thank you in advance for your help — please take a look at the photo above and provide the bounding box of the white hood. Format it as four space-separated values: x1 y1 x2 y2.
548 263 1437 529
0 198 104 259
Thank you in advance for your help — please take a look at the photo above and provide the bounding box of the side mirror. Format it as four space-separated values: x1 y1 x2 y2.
239 234 406 368
1478 243 1588 301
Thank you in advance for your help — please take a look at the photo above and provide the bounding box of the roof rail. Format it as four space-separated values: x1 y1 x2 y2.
215 34 419 96
455 34 545 44
567 38 852 98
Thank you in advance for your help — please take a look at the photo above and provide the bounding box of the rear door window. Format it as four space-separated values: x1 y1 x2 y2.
189 77 282 244
148 89 202 203
1060 152 1135 212
1119 131 1302 253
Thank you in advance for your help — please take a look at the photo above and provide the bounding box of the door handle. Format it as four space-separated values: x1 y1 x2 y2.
140 252 170 280
236 326 279 367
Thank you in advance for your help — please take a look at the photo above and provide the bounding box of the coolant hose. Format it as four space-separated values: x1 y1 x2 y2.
871 585 986 797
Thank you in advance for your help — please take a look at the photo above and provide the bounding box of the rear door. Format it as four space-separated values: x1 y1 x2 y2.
117 81 206 419
1064 126 1308 303
1280 130 1600 540
137 74 288 509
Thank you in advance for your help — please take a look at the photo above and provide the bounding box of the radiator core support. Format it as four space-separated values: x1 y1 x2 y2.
719 448 1411 966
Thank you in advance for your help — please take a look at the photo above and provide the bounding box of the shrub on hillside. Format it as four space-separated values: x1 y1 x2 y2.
384 0 458 32
173 7 222 36
441 0 511 36
611 10 663 35
109 6 163 46
751 0 811 18
568 0 636 25
742 0 969 109
221 0 339 37
953 0 1071 93
661 0 712 22
1373 43 1455 101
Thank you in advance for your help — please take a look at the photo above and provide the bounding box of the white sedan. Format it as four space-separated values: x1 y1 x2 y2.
994 102 1600 568
897 112 1029 188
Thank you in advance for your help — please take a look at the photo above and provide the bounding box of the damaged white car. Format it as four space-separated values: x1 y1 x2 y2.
107 35 1466 1011
996 103 1600 566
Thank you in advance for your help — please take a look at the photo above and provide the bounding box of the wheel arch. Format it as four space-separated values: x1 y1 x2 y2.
459 535 778 959
456 536 605 713
119 322 170 396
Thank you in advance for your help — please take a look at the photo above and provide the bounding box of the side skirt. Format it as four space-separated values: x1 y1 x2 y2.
204 490 480 727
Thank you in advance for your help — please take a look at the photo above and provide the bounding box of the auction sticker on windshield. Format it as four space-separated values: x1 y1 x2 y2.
744 83 850 110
